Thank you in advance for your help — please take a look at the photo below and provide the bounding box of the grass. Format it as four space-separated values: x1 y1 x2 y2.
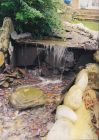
71 20 99 31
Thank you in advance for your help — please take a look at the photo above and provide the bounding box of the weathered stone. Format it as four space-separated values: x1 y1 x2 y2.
0 51 4 67
9 86 46 110
93 50 99 62
88 73 99 90
0 17 14 52
11 31 32 40
0 17 14 71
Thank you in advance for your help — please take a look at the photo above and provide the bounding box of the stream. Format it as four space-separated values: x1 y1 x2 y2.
0 66 76 140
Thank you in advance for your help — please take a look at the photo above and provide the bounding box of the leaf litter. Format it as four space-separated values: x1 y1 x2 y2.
0 68 75 140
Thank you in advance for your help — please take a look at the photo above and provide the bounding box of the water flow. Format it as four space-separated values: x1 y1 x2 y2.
39 77 62 86
8 42 14 68
53 46 66 65
59 48 69 80
37 46 41 75
45 45 68 80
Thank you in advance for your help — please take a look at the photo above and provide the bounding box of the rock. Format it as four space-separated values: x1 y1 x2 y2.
93 50 99 62
71 102 98 140
11 31 32 40
83 88 97 109
89 73 99 90
75 69 88 91
64 85 83 110
0 68 25 87
86 63 99 90
0 51 4 67
47 119 73 140
93 101 99 130
9 86 46 110
56 105 78 122
0 17 14 70
86 63 99 74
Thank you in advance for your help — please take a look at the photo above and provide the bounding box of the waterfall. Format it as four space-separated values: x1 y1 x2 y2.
45 45 74 68
8 42 14 68
44 45 74 79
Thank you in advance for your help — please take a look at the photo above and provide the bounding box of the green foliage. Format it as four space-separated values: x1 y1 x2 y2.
0 0 61 38
16 0 43 20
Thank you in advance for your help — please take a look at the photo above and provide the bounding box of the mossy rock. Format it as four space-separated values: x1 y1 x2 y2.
9 86 46 110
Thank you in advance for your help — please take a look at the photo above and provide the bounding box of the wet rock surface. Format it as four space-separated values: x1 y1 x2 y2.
0 70 75 140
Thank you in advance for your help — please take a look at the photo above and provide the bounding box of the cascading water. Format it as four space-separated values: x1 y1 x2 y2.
53 46 67 79
37 47 41 75
45 45 74 79
8 42 14 68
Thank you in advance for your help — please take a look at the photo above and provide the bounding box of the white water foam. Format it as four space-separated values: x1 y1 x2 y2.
39 77 62 86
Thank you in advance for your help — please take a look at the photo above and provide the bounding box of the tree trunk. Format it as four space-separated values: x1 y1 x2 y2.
0 17 14 72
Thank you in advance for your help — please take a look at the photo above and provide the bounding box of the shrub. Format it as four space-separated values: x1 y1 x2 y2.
0 0 61 38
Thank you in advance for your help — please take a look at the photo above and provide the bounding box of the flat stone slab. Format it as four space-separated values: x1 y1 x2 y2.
11 24 98 51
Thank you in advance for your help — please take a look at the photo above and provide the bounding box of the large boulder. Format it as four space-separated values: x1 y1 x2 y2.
64 85 83 110
9 86 46 110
